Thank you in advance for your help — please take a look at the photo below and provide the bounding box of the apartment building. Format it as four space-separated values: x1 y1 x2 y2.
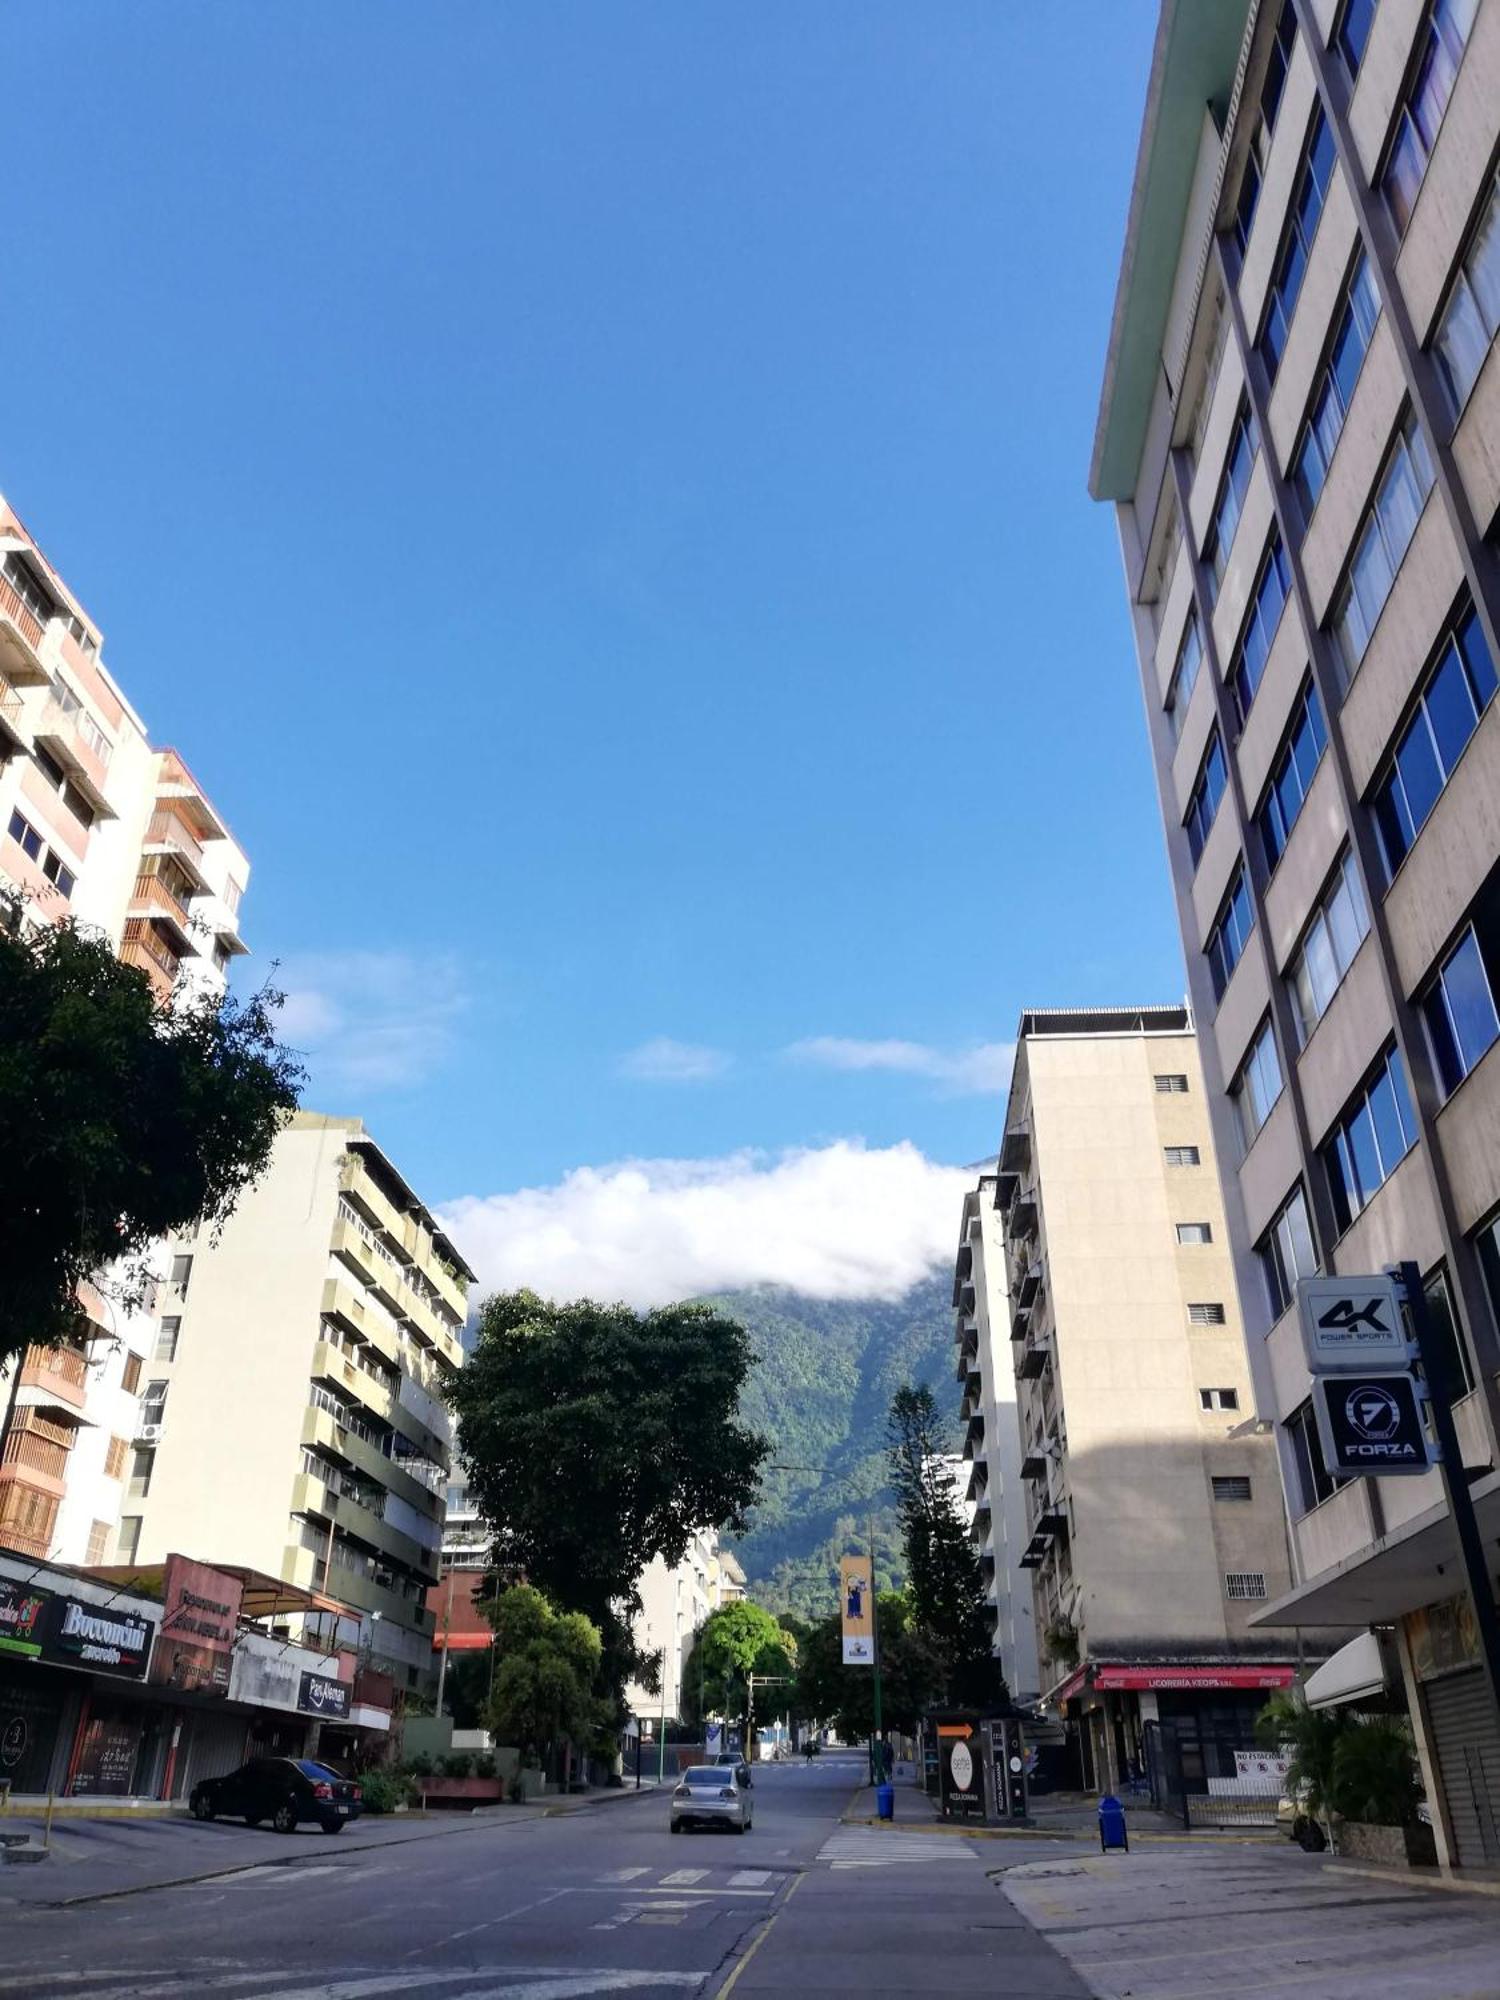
120 1113 474 1689
953 1177 1041 1704
996 1009 1297 1793
1092 0 1500 1865
624 1528 722 1728
0 495 250 1570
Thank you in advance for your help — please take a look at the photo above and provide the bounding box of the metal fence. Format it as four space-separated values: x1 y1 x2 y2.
1143 1719 1286 1830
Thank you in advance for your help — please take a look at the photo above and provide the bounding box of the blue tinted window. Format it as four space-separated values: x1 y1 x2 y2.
1422 928 1499 1097
1425 642 1480 772
1459 607 1498 706
1259 113 1335 380
1375 606 1496 877
1338 0 1376 74
1186 734 1228 866
1323 1048 1416 1234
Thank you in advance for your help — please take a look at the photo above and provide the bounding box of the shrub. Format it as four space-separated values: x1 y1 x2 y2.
1331 1717 1421 1827
473 1753 496 1779
359 1771 413 1815
406 1751 435 1779
440 1752 474 1779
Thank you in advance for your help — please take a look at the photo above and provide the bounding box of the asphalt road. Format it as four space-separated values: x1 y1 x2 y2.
3 1753 1088 1999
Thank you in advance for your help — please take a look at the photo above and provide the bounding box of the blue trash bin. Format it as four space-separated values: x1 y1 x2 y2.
1098 1794 1128 1852
876 1783 895 1822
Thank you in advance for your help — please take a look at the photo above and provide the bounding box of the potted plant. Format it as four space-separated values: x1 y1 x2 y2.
1330 1717 1431 1866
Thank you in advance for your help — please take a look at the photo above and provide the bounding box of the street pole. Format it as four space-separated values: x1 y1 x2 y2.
435 1571 454 1716
869 1509 884 1785
1397 1263 1500 1741
657 1645 667 1786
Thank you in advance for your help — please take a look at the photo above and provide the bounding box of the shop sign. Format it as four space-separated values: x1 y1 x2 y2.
0 1578 53 1661
1313 1372 1433 1477
1406 1595 1482 1683
937 1723 983 1817
150 1557 243 1696
298 1670 351 1720
47 1595 154 1678
71 1715 140 1796
1298 1275 1409 1373
839 1556 874 1666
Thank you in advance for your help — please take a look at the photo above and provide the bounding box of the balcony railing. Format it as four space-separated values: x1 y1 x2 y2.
130 872 192 930
145 807 206 877
23 1343 88 1390
122 922 180 985
0 675 22 740
0 572 47 665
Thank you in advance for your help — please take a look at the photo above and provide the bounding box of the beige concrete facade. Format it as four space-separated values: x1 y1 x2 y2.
997 1009 1296 1792
121 1113 473 1687
1093 0 1500 1864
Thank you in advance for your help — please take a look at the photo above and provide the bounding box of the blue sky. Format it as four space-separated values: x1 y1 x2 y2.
10 4 1181 1298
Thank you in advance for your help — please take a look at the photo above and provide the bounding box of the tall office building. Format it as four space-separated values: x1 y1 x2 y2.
953 1174 1041 1703
995 1009 1297 1793
0 495 249 1567
122 1113 473 1688
1092 0 1500 1864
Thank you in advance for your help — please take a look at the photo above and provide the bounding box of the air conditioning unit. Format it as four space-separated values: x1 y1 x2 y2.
137 1423 162 1443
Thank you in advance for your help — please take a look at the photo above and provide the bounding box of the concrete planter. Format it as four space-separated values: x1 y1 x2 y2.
415 1776 504 1807
1334 1820 1437 1868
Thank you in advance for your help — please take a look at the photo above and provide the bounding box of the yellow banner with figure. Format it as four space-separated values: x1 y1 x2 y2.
840 1555 874 1665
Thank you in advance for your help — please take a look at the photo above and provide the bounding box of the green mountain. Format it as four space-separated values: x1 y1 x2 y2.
703 1274 959 1620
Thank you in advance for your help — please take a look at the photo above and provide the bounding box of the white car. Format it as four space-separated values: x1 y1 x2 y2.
670 1764 753 1834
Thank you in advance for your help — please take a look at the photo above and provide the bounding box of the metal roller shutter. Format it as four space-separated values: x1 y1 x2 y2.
175 1711 252 1800
1425 1668 1500 1867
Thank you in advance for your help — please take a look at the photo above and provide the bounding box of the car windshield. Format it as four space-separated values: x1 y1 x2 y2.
684 1767 730 1786
295 1760 340 1779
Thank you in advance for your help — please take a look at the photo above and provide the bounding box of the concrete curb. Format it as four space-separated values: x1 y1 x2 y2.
1322 1858 1500 1901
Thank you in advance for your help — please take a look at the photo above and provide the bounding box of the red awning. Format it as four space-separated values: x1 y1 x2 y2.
1091 1665 1296 1692
433 1631 494 1652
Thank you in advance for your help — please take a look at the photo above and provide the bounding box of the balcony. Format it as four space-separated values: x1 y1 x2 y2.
320 1277 401 1369
18 1342 88 1412
999 1124 1031 1173
1013 1261 1042 1311
290 1470 436 1581
143 807 208 889
0 675 24 754
1020 1448 1047 1481
312 1337 394 1424
0 572 49 685
121 921 180 1003
35 696 113 813
1017 1332 1051 1381
127 872 195 950
1008 1194 1038 1243
282 1543 434 1636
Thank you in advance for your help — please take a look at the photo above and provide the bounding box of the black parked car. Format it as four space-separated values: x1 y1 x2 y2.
190 1757 363 1834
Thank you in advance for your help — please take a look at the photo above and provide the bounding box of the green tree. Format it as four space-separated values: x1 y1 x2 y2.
1256 1689 1352 1840
1330 1716 1421 1827
886 1384 1006 1709
486 1585 604 1770
681 1602 797 1734
794 1593 942 1738
0 908 302 1368
448 1291 768 1708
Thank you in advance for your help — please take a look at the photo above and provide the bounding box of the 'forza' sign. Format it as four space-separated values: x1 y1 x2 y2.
1298 1276 1408 1374
1314 1372 1433 1477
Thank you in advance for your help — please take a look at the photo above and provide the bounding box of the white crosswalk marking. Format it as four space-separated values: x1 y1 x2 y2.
658 1868 708 1886
728 1870 771 1887
817 1829 980 1869
595 1867 650 1884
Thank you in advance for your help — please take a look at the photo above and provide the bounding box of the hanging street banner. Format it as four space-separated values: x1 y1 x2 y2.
840 1555 874 1665
1298 1275 1409 1374
1314 1372 1433 1477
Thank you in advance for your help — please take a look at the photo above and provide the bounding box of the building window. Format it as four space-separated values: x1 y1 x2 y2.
1190 1303 1228 1325
154 1317 181 1363
1233 1 1298 254
32 745 97 830
1259 111 1338 379
1203 408 1259 598
1259 1184 1318 1321
1200 1387 1241 1411
1225 1570 1267 1599
1287 1397 1343 1512
169 1253 193 1294
2 554 55 625
1178 1222 1214 1245
1232 1017 1284 1152
1372 605 1497 875
1164 1145 1201 1167
128 1447 154 1498
1185 732 1229 866
1165 612 1204 744
1382 0 1479 235
1433 171 1500 414
1477 1212 1500 1338
121 1351 143 1394
1424 1266 1476 1397
84 1520 111 1566
1230 535 1292 724
4 810 76 899
1331 415 1437 687
1292 255 1380 517
1288 851 1370 1045
1336 0 1377 75
1420 924 1499 1098
1212 1475 1253 1502
103 1435 127 1479
141 1380 169 1429
1257 685 1327 871
1155 1073 1190 1093
6 808 41 862
117 1516 142 1562
1322 1045 1418 1235
1207 865 1255 1002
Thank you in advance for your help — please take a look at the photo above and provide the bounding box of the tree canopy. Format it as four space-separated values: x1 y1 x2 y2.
485 1585 604 1767
0 909 302 1366
680 1602 797 1728
887 1383 1007 1710
448 1290 768 1706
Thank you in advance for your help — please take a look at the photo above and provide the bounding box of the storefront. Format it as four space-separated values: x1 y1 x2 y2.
1046 1660 1297 1794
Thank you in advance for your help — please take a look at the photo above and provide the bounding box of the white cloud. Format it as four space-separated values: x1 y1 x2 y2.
619 1036 731 1082
273 950 467 1093
440 1140 972 1309
788 1036 1014 1097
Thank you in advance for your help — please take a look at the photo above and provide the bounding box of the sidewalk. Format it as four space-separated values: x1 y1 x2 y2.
840 1779 1209 1843
0 1779 658 1907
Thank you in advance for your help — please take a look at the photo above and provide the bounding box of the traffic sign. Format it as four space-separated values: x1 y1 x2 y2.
1313 1371 1433 1477
1297 1275 1409 1374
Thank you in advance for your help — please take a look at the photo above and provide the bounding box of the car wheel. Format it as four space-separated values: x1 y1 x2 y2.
272 1800 299 1834
191 1795 214 1822
670 1820 681 1835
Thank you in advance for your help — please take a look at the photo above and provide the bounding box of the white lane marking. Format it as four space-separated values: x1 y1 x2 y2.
816 1830 979 1869
404 1887 569 1956
568 1886 775 1898
658 1868 708 1886
728 1870 771 1887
